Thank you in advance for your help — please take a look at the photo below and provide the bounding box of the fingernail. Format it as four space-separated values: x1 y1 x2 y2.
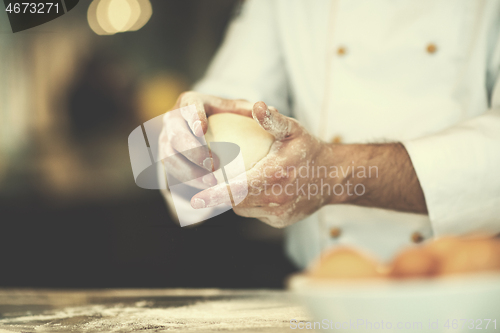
203 158 212 171
202 174 217 186
193 120 203 137
192 198 206 209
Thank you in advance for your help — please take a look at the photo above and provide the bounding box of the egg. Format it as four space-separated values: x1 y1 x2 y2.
308 248 384 279
390 247 439 278
437 237 500 275
307 237 500 281
425 237 463 258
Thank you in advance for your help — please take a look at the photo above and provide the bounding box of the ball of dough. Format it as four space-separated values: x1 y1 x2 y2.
204 113 274 182
308 247 384 279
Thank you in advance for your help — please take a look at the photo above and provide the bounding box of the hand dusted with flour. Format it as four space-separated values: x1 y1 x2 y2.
159 91 254 189
191 101 339 228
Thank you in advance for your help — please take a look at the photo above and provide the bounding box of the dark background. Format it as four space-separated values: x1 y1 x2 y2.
0 0 297 289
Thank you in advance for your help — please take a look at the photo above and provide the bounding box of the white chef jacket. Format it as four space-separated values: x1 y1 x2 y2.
163 0 500 269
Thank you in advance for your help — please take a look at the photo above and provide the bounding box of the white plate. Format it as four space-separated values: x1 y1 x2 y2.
288 272 500 332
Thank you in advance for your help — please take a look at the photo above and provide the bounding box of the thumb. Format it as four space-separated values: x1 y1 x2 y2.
252 101 296 140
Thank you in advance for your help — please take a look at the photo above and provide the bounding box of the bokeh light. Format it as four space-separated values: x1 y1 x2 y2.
88 0 152 35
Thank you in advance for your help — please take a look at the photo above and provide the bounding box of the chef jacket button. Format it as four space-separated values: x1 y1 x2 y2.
426 43 437 54
329 227 342 238
330 135 343 144
337 46 347 56
411 232 424 244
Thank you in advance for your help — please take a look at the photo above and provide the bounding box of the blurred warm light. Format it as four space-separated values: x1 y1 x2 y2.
107 0 131 32
88 0 152 35
87 0 111 35
96 0 117 34
137 73 189 122
129 0 152 31
123 0 141 31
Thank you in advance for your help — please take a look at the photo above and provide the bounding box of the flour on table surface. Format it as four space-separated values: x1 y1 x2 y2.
0 291 310 332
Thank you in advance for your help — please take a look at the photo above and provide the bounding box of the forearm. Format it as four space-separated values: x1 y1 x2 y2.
323 143 428 214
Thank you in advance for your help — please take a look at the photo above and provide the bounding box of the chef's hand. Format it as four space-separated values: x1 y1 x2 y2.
190 101 339 228
159 91 254 189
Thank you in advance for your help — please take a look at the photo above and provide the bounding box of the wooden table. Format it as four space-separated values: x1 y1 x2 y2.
0 289 310 332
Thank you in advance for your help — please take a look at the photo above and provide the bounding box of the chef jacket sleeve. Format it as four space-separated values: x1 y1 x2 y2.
401 24 500 237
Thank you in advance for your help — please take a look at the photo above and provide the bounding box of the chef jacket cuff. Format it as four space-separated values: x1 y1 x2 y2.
401 113 500 237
